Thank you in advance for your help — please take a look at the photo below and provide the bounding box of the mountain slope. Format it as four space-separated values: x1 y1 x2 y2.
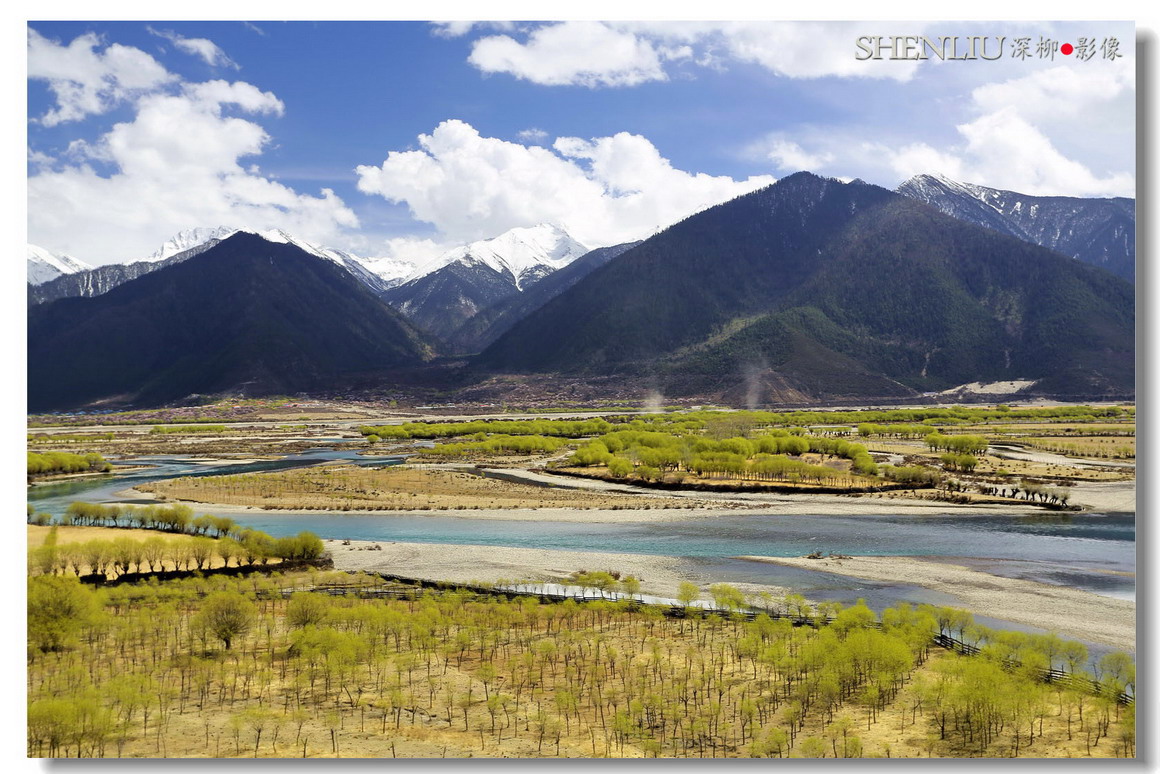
27 245 91 286
897 174 1135 282
479 173 1133 402
384 224 589 341
28 233 433 411
447 241 640 354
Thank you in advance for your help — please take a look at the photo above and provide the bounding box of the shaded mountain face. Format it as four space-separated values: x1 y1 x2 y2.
28 232 433 411
383 224 589 342
446 241 640 354
27 245 91 286
479 173 1134 403
897 174 1135 282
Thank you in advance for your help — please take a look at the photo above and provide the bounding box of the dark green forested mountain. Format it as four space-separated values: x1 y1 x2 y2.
28 233 434 411
478 173 1134 402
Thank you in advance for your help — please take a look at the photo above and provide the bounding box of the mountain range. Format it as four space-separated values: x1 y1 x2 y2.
479 173 1134 403
382 224 591 343
28 233 433 411
896 174 1135 282
29 227 406 306
27 173 1135 410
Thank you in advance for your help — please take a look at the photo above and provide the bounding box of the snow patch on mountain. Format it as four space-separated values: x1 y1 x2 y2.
27 245 91 285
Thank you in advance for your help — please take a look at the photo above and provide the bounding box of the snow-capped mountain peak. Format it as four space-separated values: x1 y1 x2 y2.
27 244 91 285
408 223 589 289
146 227 240 262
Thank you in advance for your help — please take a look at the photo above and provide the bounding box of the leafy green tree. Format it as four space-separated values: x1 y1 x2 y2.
619 575 642 601
287 593 331 629
677 582 700 611
28 576 97 652
195 591 255 650
709 583 745 613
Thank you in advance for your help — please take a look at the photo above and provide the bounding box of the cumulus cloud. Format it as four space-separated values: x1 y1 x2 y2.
28 27 175 125
761 138 836 173
29 76 358 264
517 127 549 144
971 63 1133 123
462 21 920 86
876 141 965 182
355 119 774 246
758 48 1134 198
952 109 1132 197
700 21 920 81
148 26 239 69
876 58 1135 197
363 236 451 275
468 22 672 88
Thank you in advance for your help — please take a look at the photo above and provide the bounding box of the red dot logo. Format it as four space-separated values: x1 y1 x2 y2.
1061 43 1074 55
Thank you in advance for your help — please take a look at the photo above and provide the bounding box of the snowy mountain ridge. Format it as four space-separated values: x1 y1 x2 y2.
897 174 1135 282
27 245 92 286
406 224 590 289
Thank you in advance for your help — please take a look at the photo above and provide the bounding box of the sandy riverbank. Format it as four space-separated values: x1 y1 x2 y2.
1064 480 1136 513
329 540 790 601
736 555 1135 651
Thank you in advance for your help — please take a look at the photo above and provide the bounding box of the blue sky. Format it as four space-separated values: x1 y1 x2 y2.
27 20 1135 266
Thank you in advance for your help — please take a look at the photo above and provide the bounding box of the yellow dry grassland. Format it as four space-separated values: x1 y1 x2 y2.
139 465 698 511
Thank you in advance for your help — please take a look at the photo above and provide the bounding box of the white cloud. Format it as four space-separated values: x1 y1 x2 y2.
952 109 1132 197
970 63 1133 123
355 119 774 247
517 127 549 144
875 141 965 182
762 138 835 173
148 26 239 69
27 149 55 169
28 27 175 126
759 47 1134 198
29 78 358 264
430 21 515 39
365 237 451 275
461 21 921 86
856 109 1131 198
468 22 670 88
704 21 920 81
870 59 1135 197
